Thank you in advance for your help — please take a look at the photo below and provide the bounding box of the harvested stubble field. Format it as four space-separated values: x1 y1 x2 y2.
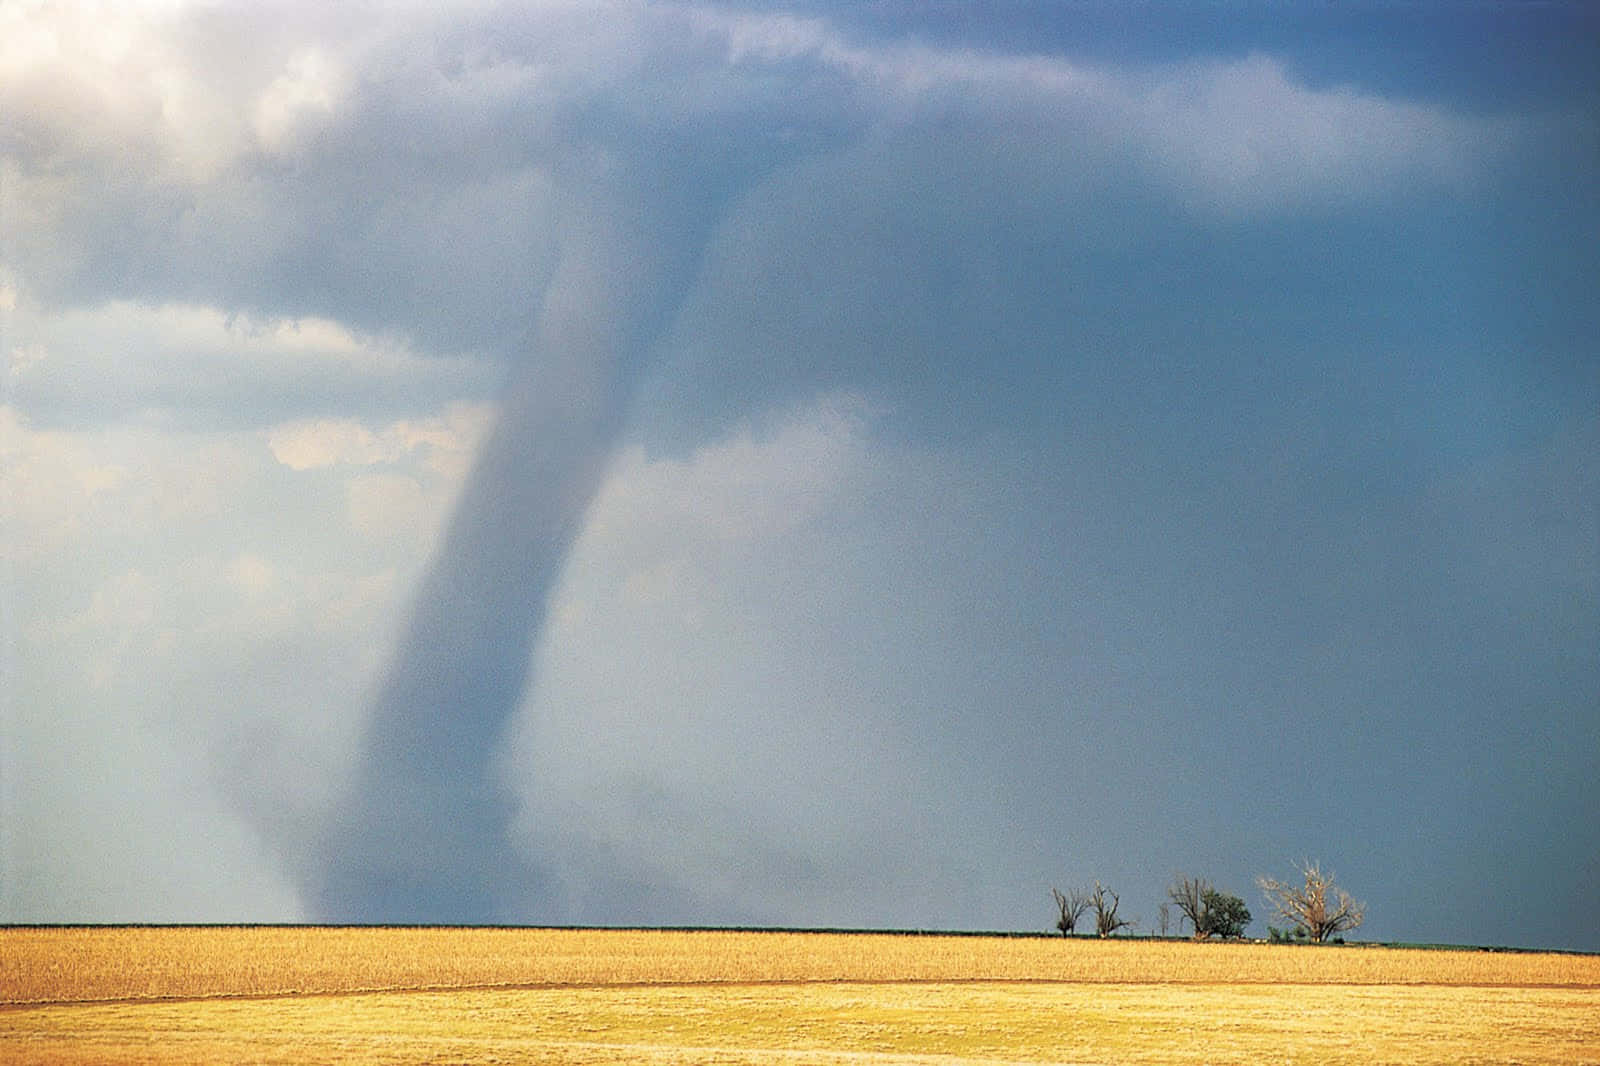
3 927 1597 1064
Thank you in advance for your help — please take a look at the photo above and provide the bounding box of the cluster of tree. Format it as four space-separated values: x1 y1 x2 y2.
1051 883 1132 938
1052 861 1364 943
1167 875 1252 939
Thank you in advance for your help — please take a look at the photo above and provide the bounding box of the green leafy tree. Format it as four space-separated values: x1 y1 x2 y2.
1168 875 1251 939
1199 888 1251 939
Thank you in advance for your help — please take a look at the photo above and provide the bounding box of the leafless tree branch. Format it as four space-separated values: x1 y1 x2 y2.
1257 860 1366 943
1167 874 1213 939
1091 881 1133 938
1052 886 1091 936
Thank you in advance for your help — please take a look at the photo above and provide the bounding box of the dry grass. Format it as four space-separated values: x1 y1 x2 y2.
4 928 1598 1065
6 927 1598 1004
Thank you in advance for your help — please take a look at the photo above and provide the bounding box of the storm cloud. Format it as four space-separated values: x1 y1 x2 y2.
3 2 1596 948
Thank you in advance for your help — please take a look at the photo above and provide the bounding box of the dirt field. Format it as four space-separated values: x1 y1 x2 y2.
4 927 1598 1064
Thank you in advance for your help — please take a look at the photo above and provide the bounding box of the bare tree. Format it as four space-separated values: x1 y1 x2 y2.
1157 902 1171 938
1167 875 1213 939
1052 887 1091 936
1257 861 1365 943
1091 882 1132 938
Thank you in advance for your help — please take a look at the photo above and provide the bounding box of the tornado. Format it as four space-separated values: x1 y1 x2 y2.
297 8 852 921
308 201 703 923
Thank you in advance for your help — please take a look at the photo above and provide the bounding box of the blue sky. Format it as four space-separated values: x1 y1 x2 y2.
3 1 1596 950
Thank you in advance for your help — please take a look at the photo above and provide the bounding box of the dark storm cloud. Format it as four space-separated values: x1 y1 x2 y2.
301 7 867 922
5 3 1595 950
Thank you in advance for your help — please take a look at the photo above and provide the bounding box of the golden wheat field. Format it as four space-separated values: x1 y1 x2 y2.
3 927 1597 1065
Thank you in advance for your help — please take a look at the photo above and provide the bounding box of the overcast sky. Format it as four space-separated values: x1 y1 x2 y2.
3 1 1596 950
